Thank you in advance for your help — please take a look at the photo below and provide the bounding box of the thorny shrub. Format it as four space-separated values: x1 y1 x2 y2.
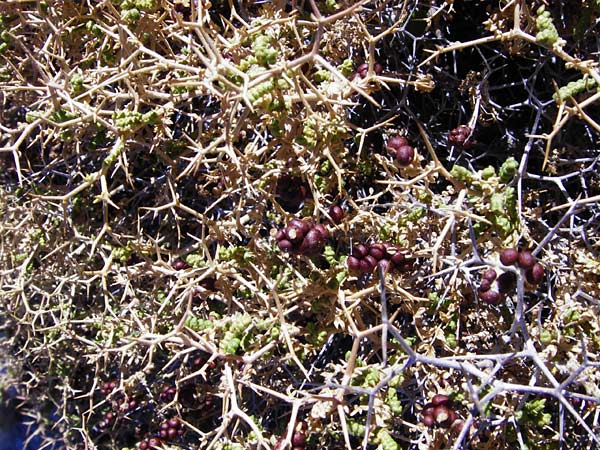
0 1 599 449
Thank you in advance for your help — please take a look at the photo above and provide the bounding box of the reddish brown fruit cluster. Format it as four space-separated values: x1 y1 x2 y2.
328 205 345 224
119 395 141 413
99 380 118 396
448 125 472 148
385 136 415 166
276 218 329 255
97 411 116 430
273 421 308 450
347 242 413 274
172 259 190 270
355 62 383 79
159 385 177 402
159 417 185 440
499 248 545 285
138 437 162 450
422 394 460 428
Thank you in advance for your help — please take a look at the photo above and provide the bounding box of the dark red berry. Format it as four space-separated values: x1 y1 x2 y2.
422 414 435 427
278 239 294 251
369 245 386 260
526 263 544 285
482 269 497 282
292 431 306 447
167 428 177 439
172 259 190 270
359 258 374 273
431 394 450 406
347 256 361 271
328 205 344 224
394 145 414 166
479 289 501 304
168 418 180 428
285 225 304 243
386 136 409 153
478 279 492 292
499 248 519 266
448 125 472 147
374 62 383 75
299 229 320 254
363 255 378 271
517 250 536 269
312 223 329 241
289 218 311 235
139 442 149 450
148 438 162 449
453 419 465 432
390 251 405 265
356 63 369 78
353 244 369 259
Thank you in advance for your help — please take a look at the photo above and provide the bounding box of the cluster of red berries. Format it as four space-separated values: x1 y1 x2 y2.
99 380 118 396
499 248 545 285
354 62 383 79
97 410 116 430
347 242 413 274
276 218 329 255
422 394 460 429
159 417 185 440
477 268 516 304
138 437 162 450
478 248 545 304
118 395 141 413
385 136 415 166
448 125 472 148
159 385 177 403
273 421 308 450
327 204 345 224
172 259 191 270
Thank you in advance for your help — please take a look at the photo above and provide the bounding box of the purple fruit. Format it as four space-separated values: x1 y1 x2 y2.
278 239 293 251
422 414 435 427
289 218 311 235
390 251 406 265
312 223 329 241
369 245 386 260
479 289 501 304
482 268 497 282
395 145 414 166
347 256 361 271
285 225 304 243
292 431 306 447
353 244 369 259
386 136 409 153
517 250 535 269
363 255 378 272
526 263 544 284
478 279 492 292
499 248 519 266
431 394 450 406
328 205 344 224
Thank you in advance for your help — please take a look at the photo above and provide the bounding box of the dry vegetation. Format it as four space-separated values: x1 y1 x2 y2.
0 0 599 449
